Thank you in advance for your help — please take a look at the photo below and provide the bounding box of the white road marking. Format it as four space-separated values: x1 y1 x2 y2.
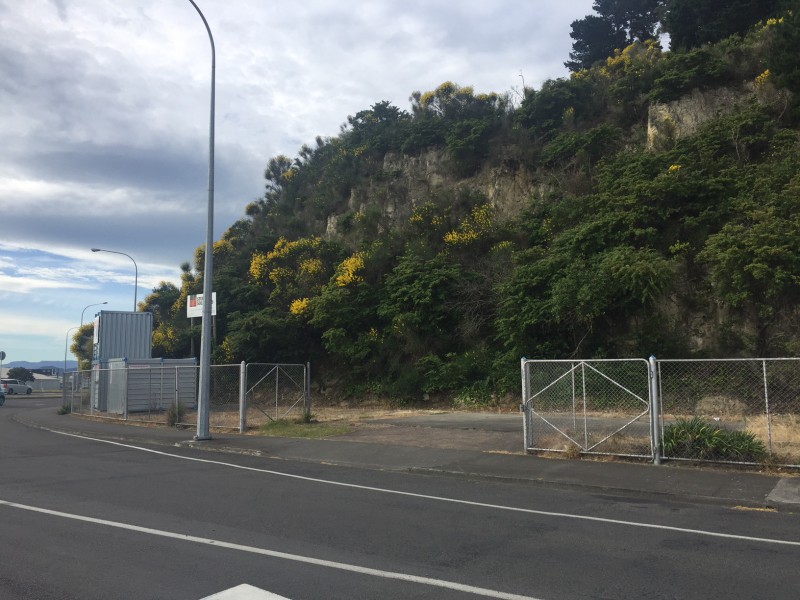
200 583 289 599
47 429 800 549
0 498 540 600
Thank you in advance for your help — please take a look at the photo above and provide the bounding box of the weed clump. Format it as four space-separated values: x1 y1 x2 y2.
166 403 186 427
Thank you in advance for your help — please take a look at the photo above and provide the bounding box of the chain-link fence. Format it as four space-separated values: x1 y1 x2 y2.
522 357 800 467
658 359 800 465
522 359 654 459
244 363 310 428
63 361 311 432
63 370 93 415
170 364 242 431
65 365 199 424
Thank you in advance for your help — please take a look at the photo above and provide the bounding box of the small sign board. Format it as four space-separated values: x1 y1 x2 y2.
187 292 217 318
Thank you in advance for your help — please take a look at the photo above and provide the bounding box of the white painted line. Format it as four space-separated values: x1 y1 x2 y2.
50 430 800 548
0 499 541 600
200 583 290 599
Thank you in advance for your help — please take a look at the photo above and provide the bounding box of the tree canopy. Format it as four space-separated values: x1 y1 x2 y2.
566 0 663 71
663 0 783 49
6 367 35 383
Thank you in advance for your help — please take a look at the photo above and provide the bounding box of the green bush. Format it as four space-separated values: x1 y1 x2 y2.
451 382 495 410
649 47 733 103
661 416 766 461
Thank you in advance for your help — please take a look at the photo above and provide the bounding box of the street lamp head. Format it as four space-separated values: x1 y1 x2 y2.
89 248 138 311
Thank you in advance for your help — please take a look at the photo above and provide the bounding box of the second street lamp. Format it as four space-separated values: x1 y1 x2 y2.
63 326 78 377
91 248 138 311
81 301 108 328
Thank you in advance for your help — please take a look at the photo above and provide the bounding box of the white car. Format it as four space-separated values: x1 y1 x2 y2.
1 379 32 395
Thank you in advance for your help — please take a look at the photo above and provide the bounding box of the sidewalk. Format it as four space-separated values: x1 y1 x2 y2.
16 406 800 512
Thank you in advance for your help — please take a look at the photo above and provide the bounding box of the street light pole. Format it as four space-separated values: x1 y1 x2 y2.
64 326 78 376
187 0 215 441
81 301 108 328
90 248 138 311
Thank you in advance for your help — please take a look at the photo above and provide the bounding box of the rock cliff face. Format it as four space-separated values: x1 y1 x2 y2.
326 149 552 237
325 85 766 239
647 85 756 150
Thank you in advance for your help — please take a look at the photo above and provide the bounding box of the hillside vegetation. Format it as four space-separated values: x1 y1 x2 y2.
138 3 800 403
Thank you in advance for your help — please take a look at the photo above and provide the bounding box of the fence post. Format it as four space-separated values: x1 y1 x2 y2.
762 359 773 454
123 364 129 421
239 361 247 433
520 358 532 452
305 362 312 417
649 355 661 465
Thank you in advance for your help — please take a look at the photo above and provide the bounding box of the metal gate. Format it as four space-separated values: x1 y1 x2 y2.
521 359 655 459
245 363 310 425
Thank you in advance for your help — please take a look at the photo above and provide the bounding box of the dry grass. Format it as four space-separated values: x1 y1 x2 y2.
744 414 800 462
195 405 455 432
259 418 352 439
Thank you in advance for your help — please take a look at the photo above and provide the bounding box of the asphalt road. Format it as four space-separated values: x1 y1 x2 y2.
1 396 798 599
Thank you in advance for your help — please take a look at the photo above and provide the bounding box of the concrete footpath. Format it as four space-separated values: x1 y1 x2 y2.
16 406 800 513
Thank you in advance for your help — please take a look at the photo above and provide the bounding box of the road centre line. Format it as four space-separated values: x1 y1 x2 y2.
0 498 540 600
50 430 800 548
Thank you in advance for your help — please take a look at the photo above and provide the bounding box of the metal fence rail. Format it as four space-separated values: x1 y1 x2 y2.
522 357 800 467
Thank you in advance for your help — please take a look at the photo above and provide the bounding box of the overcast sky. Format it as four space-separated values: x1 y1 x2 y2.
0 0 595 364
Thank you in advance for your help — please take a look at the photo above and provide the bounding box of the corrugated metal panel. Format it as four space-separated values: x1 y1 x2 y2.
90 364 106 410
99 358 198 413
106 360 129 414
93 311 153 363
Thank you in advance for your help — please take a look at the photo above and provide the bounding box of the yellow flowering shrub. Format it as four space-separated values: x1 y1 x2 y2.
300 258 323 276
249 251 270 284
601 40 661 79
763 16 784 29
444 204 495 247
336 252 366 287
217 338 235 363
490 240 514 253
268 267 292 284
755 69 772 88
266 236 321 262
251 236 326 286
289 297 310 316
213 239 233 256
409 202 436 224
152 325 178 354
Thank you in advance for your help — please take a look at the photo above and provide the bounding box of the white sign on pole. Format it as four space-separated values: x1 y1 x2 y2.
187 292 217 318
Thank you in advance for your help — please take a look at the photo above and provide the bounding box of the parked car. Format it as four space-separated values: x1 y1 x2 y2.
1 379 32 395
